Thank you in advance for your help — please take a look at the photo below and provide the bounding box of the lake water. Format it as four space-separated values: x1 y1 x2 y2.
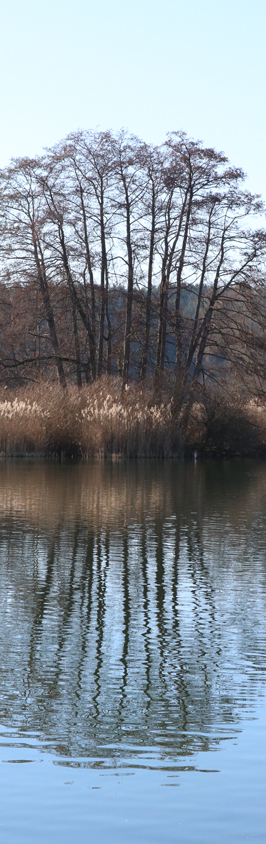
0 459 266 842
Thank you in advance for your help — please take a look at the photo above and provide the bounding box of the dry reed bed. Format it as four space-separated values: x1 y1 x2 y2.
0 380 176 458
0 379 265 458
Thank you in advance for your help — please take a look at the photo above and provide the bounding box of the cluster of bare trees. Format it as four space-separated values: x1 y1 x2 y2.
0 129 265 402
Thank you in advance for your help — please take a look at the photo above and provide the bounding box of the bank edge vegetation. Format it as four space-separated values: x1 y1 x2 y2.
0 129 266 457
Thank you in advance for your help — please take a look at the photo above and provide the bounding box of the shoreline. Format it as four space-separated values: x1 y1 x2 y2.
1 379 265 461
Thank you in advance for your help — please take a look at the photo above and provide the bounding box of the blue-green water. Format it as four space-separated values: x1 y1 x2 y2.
0 459 266 842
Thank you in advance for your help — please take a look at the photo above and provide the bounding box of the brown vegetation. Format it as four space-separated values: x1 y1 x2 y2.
0 128 266 458
0 129 265 401
0 378 265 459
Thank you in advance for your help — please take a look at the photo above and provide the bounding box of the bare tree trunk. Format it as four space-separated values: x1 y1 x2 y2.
175 185 192 384
79 183 96 369
178 204 213 401
32 228 67 388
122 179 134 386
98 268 105 377
57 219 97 380
155 189 187 383
176 230 226 428
105 264 112 375
97 179 109 377
72 300 82 386
140 179 155 381
155 214 170 385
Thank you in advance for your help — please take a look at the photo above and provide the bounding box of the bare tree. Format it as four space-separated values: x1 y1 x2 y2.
0 129 265 404
0 158 67 387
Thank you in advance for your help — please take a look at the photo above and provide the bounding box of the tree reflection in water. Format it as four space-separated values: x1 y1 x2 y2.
0 460 266 765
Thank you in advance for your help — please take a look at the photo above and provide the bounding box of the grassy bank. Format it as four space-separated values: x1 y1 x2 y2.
0 379 265 459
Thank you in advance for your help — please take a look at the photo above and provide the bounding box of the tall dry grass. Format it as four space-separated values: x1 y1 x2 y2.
0 379 177 458
0 378 265 458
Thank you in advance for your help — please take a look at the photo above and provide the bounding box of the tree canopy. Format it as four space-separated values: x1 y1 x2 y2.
0 129 265 408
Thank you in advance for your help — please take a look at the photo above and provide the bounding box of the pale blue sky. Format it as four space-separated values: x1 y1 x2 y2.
1 0 265 196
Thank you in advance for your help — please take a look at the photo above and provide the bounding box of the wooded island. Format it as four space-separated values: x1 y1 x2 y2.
0 129 266 457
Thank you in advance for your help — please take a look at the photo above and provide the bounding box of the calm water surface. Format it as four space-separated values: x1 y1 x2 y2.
0 459 266 842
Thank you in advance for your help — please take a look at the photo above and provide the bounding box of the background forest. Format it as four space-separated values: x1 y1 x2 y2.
0 129 266 457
